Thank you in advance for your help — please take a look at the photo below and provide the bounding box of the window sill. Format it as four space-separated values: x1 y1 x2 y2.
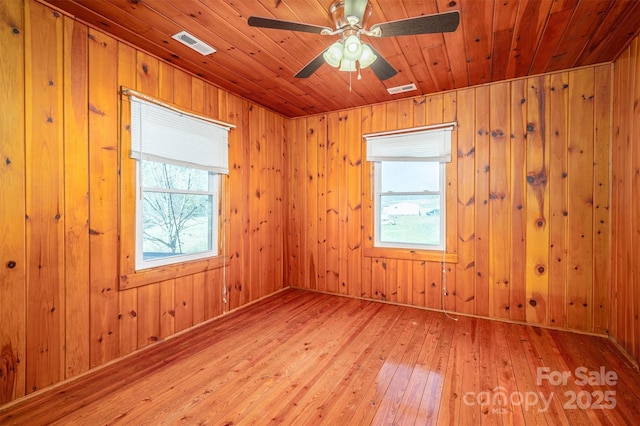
363 247 457 263
119 255 227 290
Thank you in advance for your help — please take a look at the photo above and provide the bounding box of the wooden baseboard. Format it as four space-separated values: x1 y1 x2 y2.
290 286 610 339
607 335 640 371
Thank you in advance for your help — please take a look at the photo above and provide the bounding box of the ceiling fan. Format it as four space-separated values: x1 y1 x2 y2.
248 0 460 80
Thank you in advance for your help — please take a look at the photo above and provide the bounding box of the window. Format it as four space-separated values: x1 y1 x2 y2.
375 161 445 249
136 160 218 269
365 124 454 251
128 94 231 271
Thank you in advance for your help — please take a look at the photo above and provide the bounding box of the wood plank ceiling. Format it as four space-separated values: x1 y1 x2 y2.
44 0 640 118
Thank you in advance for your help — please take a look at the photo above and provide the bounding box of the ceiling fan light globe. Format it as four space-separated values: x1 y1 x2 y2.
359 44 377 68
323 41 344 68
342 34 362 61
339 59 356 72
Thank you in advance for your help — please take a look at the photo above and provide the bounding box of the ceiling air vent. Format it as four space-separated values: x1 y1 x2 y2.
171 31 216 56
387 83 417 95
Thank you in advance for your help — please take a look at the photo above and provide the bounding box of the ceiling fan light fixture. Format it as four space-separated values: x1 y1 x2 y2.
359 43 377 68
323 41 344 67
248 3 459 81
342 34 362 61
339 58 357 72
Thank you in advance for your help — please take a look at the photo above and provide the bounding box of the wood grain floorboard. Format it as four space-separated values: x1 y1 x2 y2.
1 288 639 425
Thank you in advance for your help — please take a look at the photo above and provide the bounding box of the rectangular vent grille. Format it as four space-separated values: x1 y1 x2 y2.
171 31 216 56
387 83 417 95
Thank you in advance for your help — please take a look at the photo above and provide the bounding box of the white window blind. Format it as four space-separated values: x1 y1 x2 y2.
129 95 230 174
365 123 455 163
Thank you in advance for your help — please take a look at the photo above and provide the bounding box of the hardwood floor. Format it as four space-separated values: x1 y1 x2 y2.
1 288 639 425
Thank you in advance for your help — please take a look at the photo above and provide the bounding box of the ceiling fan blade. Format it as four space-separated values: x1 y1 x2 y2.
367 45 397 80
369 11 460 37
345 0 369 24
248 16 333 35
294 50 327 78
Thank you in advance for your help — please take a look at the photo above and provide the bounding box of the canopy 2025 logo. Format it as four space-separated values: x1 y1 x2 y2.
462 366 617 413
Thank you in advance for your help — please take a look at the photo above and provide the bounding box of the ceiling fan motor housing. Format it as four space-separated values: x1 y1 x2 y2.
329 0 373 35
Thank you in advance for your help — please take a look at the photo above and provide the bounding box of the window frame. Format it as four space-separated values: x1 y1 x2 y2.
118 89 232 290
362 122 458 264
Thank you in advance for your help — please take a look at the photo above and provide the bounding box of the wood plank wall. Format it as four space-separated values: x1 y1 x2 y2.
286 66 613 339
1 0 638 407
0 0 284 403
611 36 640 367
